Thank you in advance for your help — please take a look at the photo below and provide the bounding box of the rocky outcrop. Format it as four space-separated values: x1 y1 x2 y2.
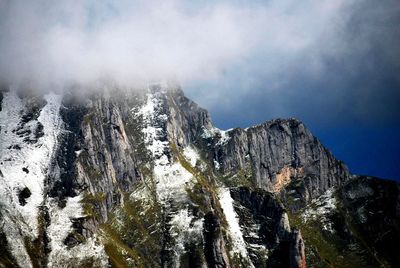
154 87 350 210
230 187 306 268
165 87 213 147
203 212 231 268
72 91 142 222
337 176 400 267
207 119 350 206
47 89 156 221
289 230 306 268
288 175 400 267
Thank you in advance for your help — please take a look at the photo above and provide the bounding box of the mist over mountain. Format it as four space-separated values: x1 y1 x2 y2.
1 1 399 268
2 0 398 90
1 0 399 180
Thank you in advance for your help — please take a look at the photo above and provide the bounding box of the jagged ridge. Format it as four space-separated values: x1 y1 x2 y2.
0 84 398 268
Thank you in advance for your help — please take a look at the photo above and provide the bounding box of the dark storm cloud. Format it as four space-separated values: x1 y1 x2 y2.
185 0 400 127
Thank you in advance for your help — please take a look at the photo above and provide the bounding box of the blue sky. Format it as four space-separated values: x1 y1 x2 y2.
1 0 399 179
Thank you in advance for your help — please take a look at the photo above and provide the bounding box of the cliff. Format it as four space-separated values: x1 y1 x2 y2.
0 84 398 267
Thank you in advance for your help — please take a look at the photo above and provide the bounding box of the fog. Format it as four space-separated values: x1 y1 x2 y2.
0 0 367 90
1 0 398 122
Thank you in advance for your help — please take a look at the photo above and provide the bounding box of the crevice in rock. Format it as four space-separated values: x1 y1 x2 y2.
0 91 3 112
24 205 51 267
18 187 31 206
47 94 88 201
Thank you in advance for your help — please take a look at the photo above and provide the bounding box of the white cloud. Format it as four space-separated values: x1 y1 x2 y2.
0 0 358 90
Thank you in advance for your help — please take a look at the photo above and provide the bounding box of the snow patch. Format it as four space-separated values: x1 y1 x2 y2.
75 149 84 157
302 189 337 232
182 146 199 167
213 160 221 170
0 92 62 267
201 126 232 146
132 90 206 265
132 90 217 266
154 160 194 202
217 129 231 146
133 91 195 202
0 92 106 266
134 92 169 158
47 195 107 267
200 126 218 139
218 188 254 267
169 208 204 267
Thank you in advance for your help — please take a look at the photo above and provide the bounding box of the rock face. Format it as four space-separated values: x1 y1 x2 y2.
229 187 306 268
0 83 398 268
336 176 400 267
206 119 350 204
291 175 400 267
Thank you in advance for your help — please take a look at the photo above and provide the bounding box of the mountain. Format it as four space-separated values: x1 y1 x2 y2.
0 83 398 268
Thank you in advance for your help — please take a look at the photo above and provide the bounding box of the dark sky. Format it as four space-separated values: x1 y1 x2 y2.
186 80 400 180
1 1 399 180
184 0 400 180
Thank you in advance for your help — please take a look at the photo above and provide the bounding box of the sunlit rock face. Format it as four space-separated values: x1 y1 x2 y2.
0 84 398 267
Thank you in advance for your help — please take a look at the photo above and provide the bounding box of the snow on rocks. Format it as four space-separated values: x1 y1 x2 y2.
200 126 217 139
0 91 106 266
182 146 199 167
201 126 231 171
46 194 107 267
134 92 169 158
218 188 254 267
217 129 232 146
132 90 203 264
183 146 209 172
214 159 221 170
132 91 200 203
154 159 194 202
302 189 337 232
201 126 232 146
169 208 204 267
0 91 62 267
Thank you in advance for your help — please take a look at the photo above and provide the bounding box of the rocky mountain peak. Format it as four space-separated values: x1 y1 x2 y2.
0 85 398 268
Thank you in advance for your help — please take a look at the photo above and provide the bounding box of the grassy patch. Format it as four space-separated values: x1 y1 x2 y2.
170 143 227 224
288 208 371 268
81 192 107 220
24 206 50 268
220 167 255 189
100 195 164 268
0 231 20 267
